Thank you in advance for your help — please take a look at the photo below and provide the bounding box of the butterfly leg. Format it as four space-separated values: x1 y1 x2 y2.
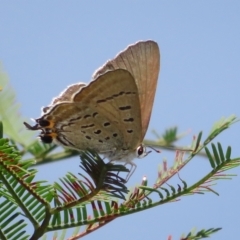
124 162 137 182
108 159 123 181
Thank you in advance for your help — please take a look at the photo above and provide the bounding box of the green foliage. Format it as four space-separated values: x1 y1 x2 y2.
0 65 34 147
180 227 222 240
1 68 240 240
1 116 239 240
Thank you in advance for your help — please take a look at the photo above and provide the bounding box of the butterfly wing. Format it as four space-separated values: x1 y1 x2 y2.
40 69 142 153
42 83 87 113
93 40 160 139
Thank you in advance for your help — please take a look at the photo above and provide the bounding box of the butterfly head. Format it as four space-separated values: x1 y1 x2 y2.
105 143 150 163
136 144 151 159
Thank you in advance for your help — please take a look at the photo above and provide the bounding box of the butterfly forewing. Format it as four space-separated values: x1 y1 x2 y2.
93 40 160 138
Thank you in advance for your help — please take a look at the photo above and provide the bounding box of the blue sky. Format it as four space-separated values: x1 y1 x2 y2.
1 1 240 240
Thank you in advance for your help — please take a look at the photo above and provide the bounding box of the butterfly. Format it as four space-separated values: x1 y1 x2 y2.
24 40 160 179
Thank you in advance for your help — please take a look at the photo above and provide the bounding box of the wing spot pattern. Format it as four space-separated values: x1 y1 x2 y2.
103 122 110 127
119 106 131 111
81 124 95 129
84 114 91 119
94 130 101 134
124 118 134 122
92 112 98 117
69 116 82 122
96 91 137 104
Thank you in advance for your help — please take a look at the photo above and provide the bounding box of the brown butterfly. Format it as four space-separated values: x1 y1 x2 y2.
24 40 160 179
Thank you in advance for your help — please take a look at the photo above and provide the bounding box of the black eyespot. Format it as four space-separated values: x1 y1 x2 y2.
38 119 50 127
40 135 53 144
92 112 98 117
94 130 101 134
84 114 91 119
124 118 134 122
104 122 110 127
81 124 95 129
69 116 82 122
113 133 118 137
97 99 106 103
119 106 131 110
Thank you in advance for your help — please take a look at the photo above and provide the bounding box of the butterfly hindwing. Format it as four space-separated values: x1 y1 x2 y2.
40 69 142 152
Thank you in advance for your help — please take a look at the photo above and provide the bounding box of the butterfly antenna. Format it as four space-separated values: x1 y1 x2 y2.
147 146 161 153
